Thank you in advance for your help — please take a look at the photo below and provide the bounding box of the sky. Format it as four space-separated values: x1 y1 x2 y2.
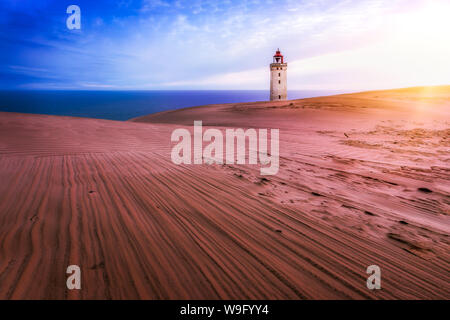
0 0 449 91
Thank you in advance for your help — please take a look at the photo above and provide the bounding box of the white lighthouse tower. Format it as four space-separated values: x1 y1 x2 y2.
270 49 287 101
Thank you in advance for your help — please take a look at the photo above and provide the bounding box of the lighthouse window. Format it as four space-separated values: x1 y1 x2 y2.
278 73 280 77
279 95 281 99
278 80 280 84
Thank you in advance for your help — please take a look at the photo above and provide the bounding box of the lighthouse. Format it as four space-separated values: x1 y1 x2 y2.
270 49 287 101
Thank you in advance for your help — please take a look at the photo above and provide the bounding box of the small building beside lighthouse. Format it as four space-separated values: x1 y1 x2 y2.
270 49 287 101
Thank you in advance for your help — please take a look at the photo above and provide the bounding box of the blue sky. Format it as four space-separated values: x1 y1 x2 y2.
1 0 449 90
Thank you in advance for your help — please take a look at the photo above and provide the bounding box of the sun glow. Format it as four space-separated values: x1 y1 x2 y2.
285 1 450 91
392 2 450 59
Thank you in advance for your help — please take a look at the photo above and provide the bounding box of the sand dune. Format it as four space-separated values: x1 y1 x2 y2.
0 86 449 299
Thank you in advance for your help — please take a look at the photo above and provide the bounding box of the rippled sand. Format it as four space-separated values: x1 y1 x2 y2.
0 86 449 299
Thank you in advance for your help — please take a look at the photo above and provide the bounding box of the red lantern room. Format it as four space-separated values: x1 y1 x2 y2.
273 48 284 63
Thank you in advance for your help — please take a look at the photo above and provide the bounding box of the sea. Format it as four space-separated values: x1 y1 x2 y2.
0 90 342 121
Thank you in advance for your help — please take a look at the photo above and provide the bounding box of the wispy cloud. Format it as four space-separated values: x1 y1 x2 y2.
9 65 49 74
141 0 171 12
0 0 449 90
